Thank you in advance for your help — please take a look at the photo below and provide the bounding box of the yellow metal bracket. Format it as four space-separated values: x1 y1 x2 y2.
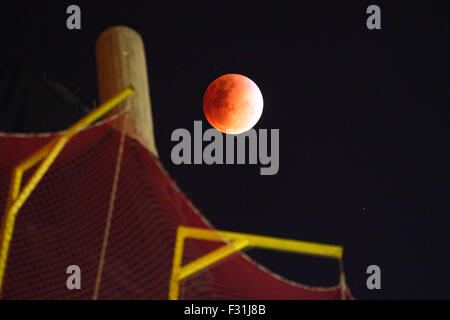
0 86 134 295
169 225 343 300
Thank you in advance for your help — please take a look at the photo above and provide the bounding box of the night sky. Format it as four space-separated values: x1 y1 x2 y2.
2 1 449 299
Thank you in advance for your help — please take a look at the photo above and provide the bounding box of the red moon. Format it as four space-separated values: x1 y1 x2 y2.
203 74 263 134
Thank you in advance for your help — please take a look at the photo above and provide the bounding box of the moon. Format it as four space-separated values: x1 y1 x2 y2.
203 74 263 134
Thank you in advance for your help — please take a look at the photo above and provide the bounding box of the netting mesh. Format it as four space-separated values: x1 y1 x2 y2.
0 115 352 299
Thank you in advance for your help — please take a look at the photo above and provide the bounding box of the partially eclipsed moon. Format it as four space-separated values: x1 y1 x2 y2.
203 74 263 134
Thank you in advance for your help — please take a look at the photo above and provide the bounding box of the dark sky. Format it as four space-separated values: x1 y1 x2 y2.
2 1 449 299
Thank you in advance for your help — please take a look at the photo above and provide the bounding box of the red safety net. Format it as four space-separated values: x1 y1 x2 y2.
0 116 352 299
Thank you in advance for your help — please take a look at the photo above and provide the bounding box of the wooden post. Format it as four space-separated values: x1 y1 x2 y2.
96 26 158 157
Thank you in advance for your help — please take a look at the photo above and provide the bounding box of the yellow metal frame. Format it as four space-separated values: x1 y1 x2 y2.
169 225 343 300
0 86 134 294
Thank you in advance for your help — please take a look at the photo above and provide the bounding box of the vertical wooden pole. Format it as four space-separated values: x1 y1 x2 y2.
96 26 158 157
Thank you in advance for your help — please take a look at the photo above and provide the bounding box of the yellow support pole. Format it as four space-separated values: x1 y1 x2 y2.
178 239 249 281
6 85 135 212
168 226 186 300
182 226 343 259
6 167 23 212
65 86 134 139
0 136 68 294
0 86 134 296
17 139 58 172
169 226 344 300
